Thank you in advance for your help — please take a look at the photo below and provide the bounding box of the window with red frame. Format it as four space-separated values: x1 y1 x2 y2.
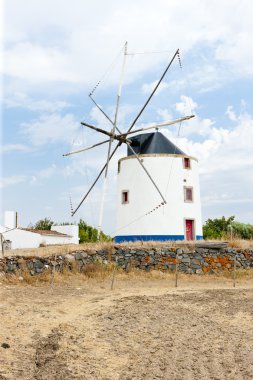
183 157 191 169
122 191 129 204
184 186 193 202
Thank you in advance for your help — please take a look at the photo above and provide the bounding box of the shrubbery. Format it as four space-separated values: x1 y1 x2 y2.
203 216 253 240
78 219 111 243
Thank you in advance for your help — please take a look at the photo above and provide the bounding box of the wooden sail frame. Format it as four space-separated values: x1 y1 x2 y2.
64 44 195 239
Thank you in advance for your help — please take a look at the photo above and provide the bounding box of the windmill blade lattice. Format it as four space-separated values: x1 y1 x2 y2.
65 45 194 240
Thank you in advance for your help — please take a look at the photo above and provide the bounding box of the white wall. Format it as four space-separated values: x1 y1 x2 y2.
115 154 202 241
52 225 79 244
40 234 74 246
2 229 41 249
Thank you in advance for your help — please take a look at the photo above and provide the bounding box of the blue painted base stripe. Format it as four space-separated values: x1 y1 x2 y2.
114 235 203 243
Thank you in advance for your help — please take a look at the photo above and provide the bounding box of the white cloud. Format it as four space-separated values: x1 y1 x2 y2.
3 0 253 89
4 92 70 112
225 105 237 122
162 105 253 222
21 113 80 146
38 164 57 179
0 144 33 154
160 96 215 137
156 109 173 121
3 42 77 84
142 81 169 95
175 95 197 115
29 164 58 185
0 175 27 188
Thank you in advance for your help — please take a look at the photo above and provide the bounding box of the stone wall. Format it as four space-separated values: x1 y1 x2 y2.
113 246 253 273
0 245 252 275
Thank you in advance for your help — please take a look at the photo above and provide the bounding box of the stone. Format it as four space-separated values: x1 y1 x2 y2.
65 254 75 263
7 263 17 272
194 255 203 261
179 264 188 271
74 252 84 260
192 259 201 265
136 250 147 256
191 264 201 269
196 248 205 254
27 261 34 269
182 257 190 263
34 260 44 269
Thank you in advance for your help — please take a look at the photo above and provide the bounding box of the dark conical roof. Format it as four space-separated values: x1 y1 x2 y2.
127 132 185 156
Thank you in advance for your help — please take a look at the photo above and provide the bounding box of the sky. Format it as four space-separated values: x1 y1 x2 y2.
1 0 253 235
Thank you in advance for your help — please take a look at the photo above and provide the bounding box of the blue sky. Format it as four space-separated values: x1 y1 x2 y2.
1 0 253 234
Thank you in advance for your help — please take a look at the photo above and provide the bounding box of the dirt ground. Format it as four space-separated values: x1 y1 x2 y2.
0 273 253 380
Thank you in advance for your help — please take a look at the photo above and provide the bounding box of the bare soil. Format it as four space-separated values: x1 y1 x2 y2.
0 273 252 379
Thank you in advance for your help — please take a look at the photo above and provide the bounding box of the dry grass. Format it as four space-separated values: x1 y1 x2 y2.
1 260 117 285
2 260 253 287
2 238 252 260
228 238 253 249
2 241 115 258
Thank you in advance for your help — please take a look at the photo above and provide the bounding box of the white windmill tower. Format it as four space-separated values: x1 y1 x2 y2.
63 43 202 242
114 131 203 242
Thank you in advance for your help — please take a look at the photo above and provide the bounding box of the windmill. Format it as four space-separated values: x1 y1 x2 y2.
63 43 195 240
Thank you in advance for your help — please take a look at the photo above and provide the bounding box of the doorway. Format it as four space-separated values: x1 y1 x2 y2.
185 219 194 241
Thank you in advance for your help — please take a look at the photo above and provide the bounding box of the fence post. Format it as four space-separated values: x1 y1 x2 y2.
175 251 178 288
50 254 57 289
233 253 236 288
111 256 118 291
0 234 4 258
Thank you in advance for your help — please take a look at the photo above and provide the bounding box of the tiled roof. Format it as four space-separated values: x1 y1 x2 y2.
19 228 71 237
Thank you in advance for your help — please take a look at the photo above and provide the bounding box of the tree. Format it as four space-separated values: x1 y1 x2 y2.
203 216 253 240
32 218 54 230
203 216 235 239
231 221 253 240
78 219 111 243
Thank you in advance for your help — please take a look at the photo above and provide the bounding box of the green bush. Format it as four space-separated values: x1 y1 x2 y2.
78 219 111 243
203 216 235 239
203 216 253 240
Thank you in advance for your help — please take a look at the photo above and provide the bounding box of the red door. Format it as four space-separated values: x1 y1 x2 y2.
185 220 194 241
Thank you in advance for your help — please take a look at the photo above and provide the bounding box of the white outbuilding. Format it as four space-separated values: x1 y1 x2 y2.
114 132 203 243
1 211 79 249
2 226 79 250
